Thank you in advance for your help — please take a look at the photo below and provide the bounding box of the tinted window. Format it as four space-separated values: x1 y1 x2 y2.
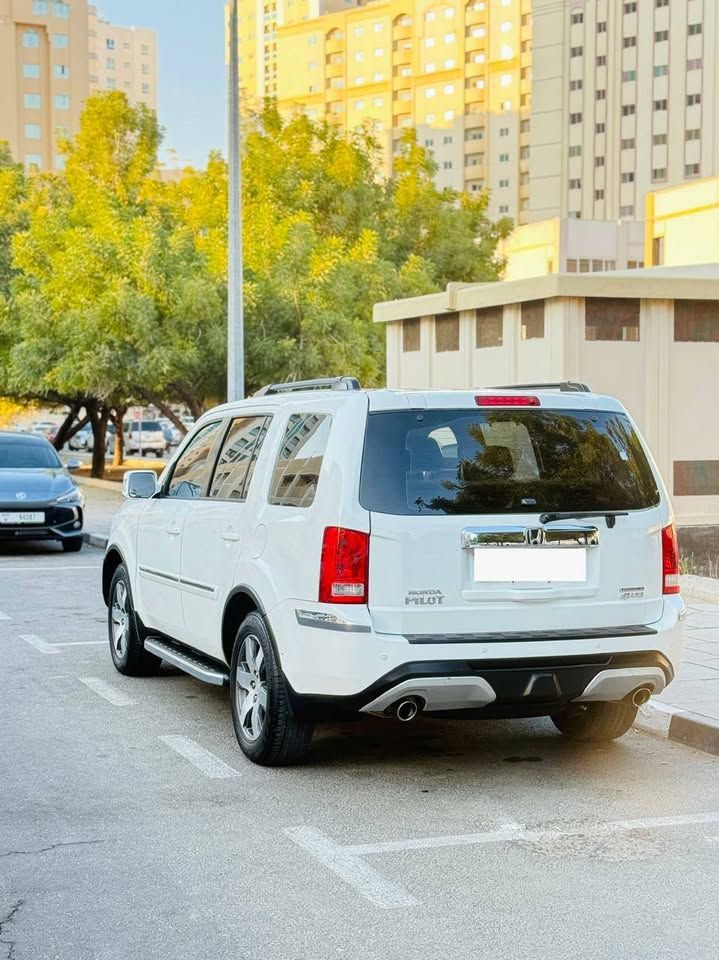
674 300 719 342
167 421 223 499
360 409 659 515
674 460 719 496
210 416 270 500
586 298 640 341
0 438 62 469
269 414 331 507
435 313 459 352
521 299 545 339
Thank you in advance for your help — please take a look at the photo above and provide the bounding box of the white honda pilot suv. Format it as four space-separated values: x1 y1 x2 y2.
102 378 685 766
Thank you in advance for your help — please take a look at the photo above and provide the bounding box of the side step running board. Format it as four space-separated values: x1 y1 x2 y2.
144 637 229 686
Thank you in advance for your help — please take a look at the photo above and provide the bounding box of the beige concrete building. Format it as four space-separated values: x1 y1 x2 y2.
646 176 719 268
374 264 719 526
0 0 157 172
0 0 89 172
499 217 645 281
88 6 157 111
529 0 719 224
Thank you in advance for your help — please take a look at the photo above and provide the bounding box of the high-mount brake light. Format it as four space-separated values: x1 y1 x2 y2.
475 395 541 407
319 527 369 604
661 523 680 595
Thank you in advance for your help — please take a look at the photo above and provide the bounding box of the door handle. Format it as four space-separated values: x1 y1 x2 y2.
166 524 182 537
222 528 240 543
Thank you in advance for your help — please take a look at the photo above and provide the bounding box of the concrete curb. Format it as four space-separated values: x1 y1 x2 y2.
680 574 719 604
635 700 719 758
76 476 122 492
83 531 109 550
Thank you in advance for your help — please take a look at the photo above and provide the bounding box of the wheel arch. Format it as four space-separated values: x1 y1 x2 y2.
221 586 281 669
102 546 126 606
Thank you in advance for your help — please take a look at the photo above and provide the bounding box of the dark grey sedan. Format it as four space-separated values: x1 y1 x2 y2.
0 432 84 551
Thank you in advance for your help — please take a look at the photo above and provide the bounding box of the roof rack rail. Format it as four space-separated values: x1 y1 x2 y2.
489 381 591 393
254 376 362 397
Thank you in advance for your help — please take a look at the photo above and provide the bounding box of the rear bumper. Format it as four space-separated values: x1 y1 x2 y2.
268 595 685 716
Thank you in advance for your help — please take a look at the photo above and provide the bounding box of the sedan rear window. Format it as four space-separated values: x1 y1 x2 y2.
0 439 62 469
360 409 660 516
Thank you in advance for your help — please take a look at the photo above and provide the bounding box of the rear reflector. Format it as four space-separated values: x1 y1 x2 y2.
661 523 680 595
476 395 541 406
319 527 369 604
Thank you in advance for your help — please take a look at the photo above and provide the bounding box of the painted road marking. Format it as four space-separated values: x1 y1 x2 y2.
159 736 240 780
54 641 106 647
285 827 418 910
0 610 11 621
79 677 135 706
19 634 60 654
0 565 102 573
289 812 719 909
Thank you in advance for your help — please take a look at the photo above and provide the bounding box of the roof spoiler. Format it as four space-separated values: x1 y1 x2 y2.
254 376 362 397
488 381 591 393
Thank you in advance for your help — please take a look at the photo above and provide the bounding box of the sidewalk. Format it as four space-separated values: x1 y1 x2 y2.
79 486 719 756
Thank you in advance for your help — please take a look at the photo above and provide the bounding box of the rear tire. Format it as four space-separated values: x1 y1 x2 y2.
551 699 638 742
108 564 162 676
61 536 83 553
230 612 313 766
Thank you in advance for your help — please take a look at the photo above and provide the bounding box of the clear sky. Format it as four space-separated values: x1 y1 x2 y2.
96 0 226 169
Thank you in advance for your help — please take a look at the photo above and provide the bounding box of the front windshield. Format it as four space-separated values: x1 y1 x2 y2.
0 439 63 469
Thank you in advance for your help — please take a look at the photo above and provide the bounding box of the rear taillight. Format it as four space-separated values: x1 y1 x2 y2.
319 527 369 604
476 395 540 406
661 523 680 594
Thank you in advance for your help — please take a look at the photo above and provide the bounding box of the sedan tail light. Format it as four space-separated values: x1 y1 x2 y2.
319 527 369 604
661 523 680 595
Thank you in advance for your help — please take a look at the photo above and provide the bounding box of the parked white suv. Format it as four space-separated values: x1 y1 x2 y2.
102 378 685 766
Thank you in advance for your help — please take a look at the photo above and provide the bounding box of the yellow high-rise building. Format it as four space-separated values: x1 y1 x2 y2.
271 0 532 222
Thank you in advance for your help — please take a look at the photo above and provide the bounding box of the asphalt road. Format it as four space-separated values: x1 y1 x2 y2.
2 542 719 960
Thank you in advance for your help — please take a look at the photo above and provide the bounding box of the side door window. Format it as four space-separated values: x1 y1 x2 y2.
166 420 224 499
209 416 271 500
268 413 331 507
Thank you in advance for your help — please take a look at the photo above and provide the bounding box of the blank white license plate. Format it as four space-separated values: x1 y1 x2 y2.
474 547 587 583
0 511 45 525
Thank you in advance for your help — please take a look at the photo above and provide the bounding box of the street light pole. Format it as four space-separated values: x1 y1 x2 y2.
227 0 244 401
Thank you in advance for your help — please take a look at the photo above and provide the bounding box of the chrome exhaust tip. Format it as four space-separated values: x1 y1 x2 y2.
395 698 420 722
632 687 652 707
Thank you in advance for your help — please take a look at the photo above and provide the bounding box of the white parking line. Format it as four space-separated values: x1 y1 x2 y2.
289 812 719 909
79 677 135 706
19 634 60 654
55 641 106 647
285 827 418 909
0 565 102 573
0 610 11 621
159 735 240 780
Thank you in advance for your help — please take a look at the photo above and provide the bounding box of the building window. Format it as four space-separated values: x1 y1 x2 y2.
106 57 115 69
622 105 635 116
23 29 40 48
595 156 605 167
499 178 509 188
685 129 700 141
674 301 719 342
23 64 41 78
570 112 582 124
656 0 668 6
32 0 48 12
595 189 604 200
595 89 606 101
596 55 606 66
652 168 666 180
25 154 42 170
687 93 701 106
654 64 668 77
53 1 69 17
569 79 583 91
521 301 545 340
623 36 636 48
570 46 583 57
597 21 607 33
627 260 643 269
685 163 700 176
596 122 606 133
54 94 70 109
585 298 640 342
402 318 421 352
24 124 41 140
622 70 636 81
55 154 66 171
499 204 509 213
619 204 634 217
624 1 637 11
499 153 509 162
569 178 581 189
566 259 577 273
655 30 669 42
621 172 634 183
621 137 635 149
687 58 702 70
674 462 719 497
53 34 69 48
568 145 581 157
688 23 702 36
435 313 459 352
570 11 583 24
142 63 150 75
443 135 452 145
24 93 41 109
442 160 452 169
475 307 503 348
652 133 667 145
54 64 69 78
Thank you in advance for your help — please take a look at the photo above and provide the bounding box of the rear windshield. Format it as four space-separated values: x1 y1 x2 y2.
360 408 660 516
0 439 62 469
126 421 162 432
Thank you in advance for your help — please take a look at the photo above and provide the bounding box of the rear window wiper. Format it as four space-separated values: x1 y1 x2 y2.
538 510 629 529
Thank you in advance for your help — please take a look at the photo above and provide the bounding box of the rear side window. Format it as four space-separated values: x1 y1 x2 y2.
209 416 270 500
269 413 331 507
167 420 224 499
360 409 660 516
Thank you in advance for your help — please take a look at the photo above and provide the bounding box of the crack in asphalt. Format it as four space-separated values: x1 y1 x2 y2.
0 899 25 960
0 839 106 858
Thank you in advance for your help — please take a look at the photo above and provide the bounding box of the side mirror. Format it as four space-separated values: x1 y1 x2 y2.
66 458 81 472
122 469 158 500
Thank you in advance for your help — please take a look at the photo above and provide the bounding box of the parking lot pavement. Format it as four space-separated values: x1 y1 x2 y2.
2 546 719 960
79 482 123 539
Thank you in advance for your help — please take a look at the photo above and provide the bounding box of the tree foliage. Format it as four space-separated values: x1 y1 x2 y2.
0 94 511 475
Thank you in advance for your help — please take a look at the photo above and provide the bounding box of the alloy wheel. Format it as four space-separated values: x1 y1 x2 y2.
111 580 130 657
235 634 268 742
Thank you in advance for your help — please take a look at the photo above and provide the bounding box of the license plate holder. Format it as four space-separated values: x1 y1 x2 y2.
0 511 45 525
474 546 587 583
